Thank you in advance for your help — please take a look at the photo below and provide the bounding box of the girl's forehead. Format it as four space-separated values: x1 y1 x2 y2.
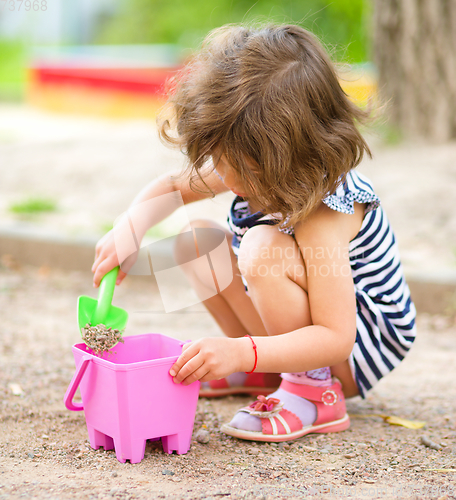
210 145 224 159
212 148 234 165
211 150 224 165
212 147 259 173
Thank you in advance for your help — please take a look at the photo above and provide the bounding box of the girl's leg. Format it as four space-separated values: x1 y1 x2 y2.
331 360 359 398
237 224 312 335
238 224 358 395
227 225 357 435
174 219 268 339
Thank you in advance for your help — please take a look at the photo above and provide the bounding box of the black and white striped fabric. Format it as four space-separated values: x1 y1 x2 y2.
227 170 417 398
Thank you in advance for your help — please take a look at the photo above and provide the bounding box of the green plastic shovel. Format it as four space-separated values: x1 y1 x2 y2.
77 267 128 336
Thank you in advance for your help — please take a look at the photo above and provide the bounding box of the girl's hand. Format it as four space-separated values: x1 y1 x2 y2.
91 228 137 287
169 337 250 386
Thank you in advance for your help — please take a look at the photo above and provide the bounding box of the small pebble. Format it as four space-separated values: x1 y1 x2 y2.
248 447 261 456
162 469 175 476
195 429 210 444
421 435 442 451
111 472 118 477
344 453 356 459
300 445 318 452
8 383 24 396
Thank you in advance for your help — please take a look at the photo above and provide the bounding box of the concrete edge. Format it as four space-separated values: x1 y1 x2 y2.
1 225 455 315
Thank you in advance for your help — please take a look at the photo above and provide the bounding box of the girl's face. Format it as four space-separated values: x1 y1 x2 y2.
214 154 248 198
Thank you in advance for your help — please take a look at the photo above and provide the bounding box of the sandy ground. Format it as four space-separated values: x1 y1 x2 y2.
1 264 456 500
1 104 456 498
1 104 456 277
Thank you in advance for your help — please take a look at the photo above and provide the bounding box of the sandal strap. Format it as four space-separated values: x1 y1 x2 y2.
207 378 229 390
261 408 302 436
205 372 281 391
280 379 341 405
245 372 281 388
280 378 346 426
237 406 302 436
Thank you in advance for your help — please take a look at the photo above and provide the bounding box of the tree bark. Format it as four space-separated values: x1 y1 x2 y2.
373 0 456 142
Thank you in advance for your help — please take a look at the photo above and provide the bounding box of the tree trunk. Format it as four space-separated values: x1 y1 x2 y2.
373 0 456 142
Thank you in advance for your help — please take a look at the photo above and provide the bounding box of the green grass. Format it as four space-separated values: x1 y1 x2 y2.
9 197 58 215
96 0 371 64
0 39 28 101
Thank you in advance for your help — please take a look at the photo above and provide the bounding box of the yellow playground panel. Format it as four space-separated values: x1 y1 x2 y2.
339 66 378 108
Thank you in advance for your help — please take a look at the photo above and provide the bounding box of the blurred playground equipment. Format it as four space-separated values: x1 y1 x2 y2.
26 45 377 119
338 63 378 109
26 45 184 119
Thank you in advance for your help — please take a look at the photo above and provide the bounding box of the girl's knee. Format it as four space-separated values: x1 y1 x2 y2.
174 220 236 293
174 219 229 265
238 225 306 287
239 225 285 263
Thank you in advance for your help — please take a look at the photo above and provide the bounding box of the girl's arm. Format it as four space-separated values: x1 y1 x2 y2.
170 203 359 383
92 167 228 286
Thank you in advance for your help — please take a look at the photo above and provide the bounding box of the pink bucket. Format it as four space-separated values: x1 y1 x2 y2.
64 333 200 463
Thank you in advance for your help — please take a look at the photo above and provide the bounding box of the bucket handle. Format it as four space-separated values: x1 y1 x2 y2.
63 355 91 411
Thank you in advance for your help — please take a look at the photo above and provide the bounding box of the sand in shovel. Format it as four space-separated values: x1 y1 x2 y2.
81 323 124 356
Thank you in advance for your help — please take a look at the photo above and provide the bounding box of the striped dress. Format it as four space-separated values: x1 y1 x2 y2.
227 170 417 398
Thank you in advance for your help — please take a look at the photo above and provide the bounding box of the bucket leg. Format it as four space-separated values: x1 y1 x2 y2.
87 426 114 451
113 437 146 464
161 428 193 455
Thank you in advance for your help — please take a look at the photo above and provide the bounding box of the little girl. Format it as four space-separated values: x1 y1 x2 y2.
92 24 416 442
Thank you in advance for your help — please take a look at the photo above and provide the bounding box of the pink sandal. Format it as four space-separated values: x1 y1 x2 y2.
220 378 350 442
199 372 281 398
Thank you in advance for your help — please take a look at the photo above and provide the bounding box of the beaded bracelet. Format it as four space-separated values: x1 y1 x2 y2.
244 334 258 374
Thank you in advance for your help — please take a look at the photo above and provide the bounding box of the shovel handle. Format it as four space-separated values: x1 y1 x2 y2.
92 267 119 326
63 355 91 411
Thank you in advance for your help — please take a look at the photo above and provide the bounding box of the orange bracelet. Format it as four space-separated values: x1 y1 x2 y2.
244 334 258 374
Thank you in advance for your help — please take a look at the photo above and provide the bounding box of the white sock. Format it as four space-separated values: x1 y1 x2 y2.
228 387 318 432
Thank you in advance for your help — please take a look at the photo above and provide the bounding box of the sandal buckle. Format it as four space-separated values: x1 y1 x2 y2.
321 389 337 406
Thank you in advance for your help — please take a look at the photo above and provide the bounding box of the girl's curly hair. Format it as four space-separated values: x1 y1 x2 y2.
159 24 372 227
